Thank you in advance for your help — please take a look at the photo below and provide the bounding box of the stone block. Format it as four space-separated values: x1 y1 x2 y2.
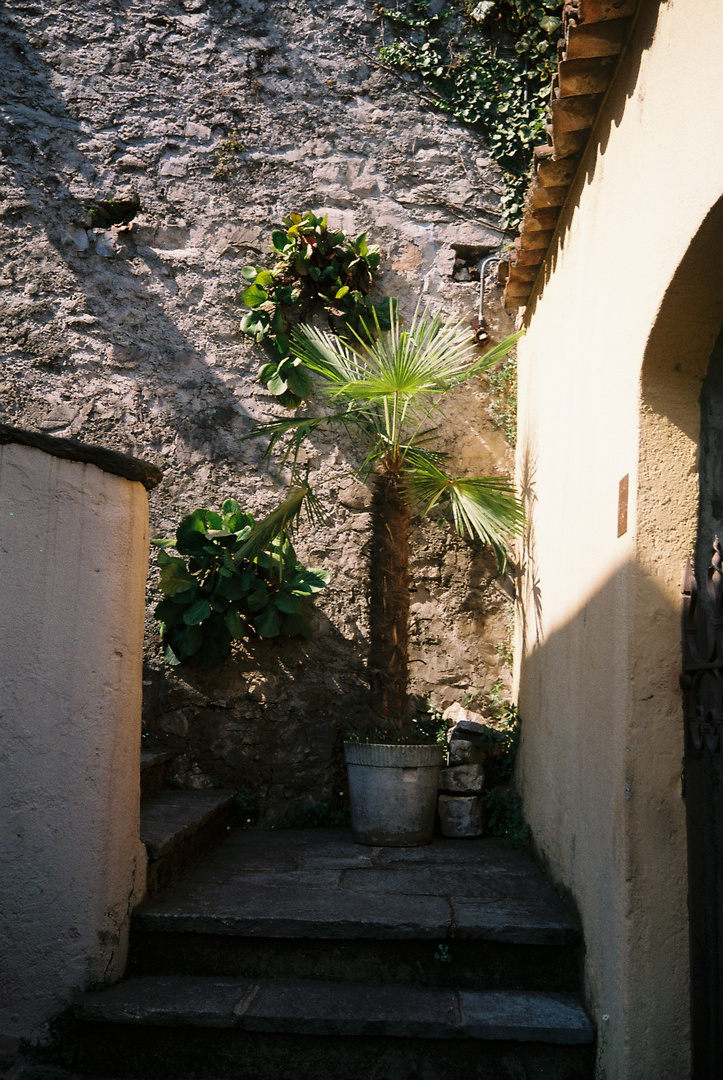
438 764 484 793
437 794 483 837
448 738 486 766
444 702 497 747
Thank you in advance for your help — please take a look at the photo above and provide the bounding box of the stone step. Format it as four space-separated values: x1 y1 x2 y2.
73 975 594 1080
140 790 236 898
133 828 579 945
129 932 580 994
140 747 175 802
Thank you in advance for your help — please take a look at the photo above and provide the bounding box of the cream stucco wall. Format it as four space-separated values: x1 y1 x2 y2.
0 442 149 1046
515 2 723 1077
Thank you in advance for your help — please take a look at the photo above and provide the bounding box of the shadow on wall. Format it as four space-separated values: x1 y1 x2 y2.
0 12 253 456
142 607 373 825
517 557 690 1080
515 434 543 657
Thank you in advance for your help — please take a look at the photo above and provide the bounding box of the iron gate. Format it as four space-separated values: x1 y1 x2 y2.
681 539 723 1079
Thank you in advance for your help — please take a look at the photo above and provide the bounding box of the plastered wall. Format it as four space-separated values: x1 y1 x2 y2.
0 442 149 1046
515 1 723 1076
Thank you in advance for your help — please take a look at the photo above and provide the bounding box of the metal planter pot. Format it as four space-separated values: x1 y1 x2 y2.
343 742 445 846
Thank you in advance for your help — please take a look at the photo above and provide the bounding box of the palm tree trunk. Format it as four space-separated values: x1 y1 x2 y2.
368 469 410 731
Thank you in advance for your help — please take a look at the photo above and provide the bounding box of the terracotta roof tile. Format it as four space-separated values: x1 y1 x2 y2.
503 0 641 309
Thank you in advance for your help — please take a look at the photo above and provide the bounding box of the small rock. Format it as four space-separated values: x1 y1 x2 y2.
159 709 190 738
248 677 279 703
117 154 146 170
185 121 212 142
439 763 484 793
93 230 119 257
159 155 190 177
438 794 483 837
339 480 372 511
444 703 496 747
437 247 456 277
69 227 89 251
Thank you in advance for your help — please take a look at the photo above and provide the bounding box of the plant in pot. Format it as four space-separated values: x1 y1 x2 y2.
245 302 524 845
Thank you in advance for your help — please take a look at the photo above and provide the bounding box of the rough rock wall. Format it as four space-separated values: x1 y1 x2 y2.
1 0 515 821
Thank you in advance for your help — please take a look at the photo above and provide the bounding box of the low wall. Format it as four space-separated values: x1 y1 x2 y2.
0 428 159 1047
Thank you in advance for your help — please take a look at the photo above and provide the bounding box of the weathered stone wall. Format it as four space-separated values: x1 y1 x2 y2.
1 0 514 822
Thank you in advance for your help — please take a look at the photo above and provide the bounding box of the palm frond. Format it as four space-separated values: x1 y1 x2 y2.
290 325 363 386
239 413 330 463
237 485 321 561
403 456 524 568
442 329 525 388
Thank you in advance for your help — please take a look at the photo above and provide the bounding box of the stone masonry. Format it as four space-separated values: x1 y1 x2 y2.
0 0 515 821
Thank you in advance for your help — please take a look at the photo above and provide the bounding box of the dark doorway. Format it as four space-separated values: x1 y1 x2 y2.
682 322 723 1079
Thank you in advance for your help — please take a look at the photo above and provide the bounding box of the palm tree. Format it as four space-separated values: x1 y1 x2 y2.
244 303 524 738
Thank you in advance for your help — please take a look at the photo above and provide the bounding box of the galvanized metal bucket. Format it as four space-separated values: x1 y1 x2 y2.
343 742 445 846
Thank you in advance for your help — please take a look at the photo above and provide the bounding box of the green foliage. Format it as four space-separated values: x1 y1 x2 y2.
345 707 449 746
266 304 525 568
483 785 531 848
214 130 246 180
463 680 519 781
239 211 393 407
377 0 563 228
234 788 265 828
152 498 329 669
485 348 517 447
411 699 450 744
434 943 453 963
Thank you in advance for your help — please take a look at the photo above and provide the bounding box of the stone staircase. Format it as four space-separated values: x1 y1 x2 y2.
140 748 235 898
69 824 595 1079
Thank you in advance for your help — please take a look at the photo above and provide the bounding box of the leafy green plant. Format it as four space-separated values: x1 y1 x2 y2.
463 681 519 781
244 302 524 736
344 700 449 745
214 130 246 180
486 348 517 446
152 496 329 669
483 785 531 848
377 0 563 228
239 211 393 407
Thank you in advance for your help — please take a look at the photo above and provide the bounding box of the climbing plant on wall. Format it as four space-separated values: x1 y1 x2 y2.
376 0 564 229
239 211 393 407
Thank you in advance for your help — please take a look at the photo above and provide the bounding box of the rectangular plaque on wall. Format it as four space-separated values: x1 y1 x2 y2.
618 474 629 537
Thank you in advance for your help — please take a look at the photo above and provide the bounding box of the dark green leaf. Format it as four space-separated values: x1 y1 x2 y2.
284 364 313 398
183 598 212 625
225 608 247 639
247 587 270 612
154 597 186 625
273 590 302 614
254 604 282 638
271 229 289 252
267 371 288 396
242 283 269 308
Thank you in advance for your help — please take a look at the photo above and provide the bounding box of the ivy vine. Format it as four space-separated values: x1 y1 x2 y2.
376 0 563 229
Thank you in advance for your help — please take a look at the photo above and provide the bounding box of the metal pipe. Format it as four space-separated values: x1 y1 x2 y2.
476 254 502 342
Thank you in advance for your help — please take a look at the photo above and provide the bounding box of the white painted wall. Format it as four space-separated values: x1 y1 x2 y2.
0 442 149 1047
515 1 723 1076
